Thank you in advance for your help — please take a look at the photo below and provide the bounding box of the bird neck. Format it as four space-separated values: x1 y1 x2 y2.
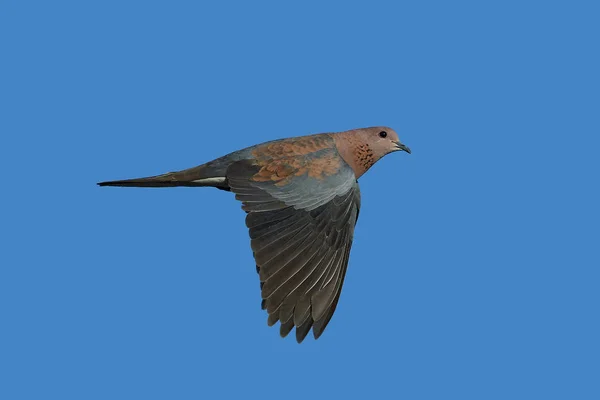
330 133 375 179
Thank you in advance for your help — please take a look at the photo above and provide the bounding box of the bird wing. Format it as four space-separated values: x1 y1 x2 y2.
227 149 361 343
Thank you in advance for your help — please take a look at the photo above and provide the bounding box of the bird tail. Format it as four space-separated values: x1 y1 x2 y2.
97 164 228 189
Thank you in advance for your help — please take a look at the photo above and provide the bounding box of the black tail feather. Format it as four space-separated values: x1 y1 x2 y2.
97 164 228 189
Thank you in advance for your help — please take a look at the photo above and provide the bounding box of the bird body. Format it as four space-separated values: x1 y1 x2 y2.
99 126 410 342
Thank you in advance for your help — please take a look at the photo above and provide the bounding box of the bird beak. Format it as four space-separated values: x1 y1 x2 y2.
393 141 411 154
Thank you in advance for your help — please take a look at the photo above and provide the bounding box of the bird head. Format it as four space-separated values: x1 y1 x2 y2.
332 126 410 179
358 126 411 157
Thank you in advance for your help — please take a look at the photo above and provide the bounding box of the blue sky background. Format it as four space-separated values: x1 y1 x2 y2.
1 1 599 399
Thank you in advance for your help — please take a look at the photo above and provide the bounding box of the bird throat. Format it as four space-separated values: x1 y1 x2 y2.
331 133 375 179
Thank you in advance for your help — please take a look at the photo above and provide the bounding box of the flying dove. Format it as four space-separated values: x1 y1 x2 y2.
98 126 411 342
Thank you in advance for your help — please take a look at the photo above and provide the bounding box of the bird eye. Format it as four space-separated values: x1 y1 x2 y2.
379 131 387 138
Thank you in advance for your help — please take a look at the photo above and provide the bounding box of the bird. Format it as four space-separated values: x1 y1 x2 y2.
98 126 411 342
